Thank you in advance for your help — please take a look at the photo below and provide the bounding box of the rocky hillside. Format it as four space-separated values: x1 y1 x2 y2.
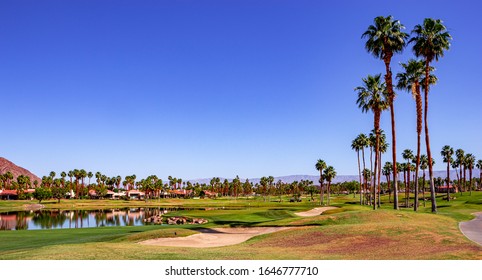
0 157 42 184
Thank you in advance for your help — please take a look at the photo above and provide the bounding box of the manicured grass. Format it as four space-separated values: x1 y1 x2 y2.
1 192 482 259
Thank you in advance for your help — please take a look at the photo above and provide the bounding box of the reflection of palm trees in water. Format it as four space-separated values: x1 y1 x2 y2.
94 210 107 227
0 207 194 230
31 210 67 229
16 212 29 230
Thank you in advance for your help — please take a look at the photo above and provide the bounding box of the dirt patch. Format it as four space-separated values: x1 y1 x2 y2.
255 230 343 248
139 227 289 248
295 207 337 217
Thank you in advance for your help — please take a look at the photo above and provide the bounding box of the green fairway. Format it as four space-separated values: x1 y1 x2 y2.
1 193 482 259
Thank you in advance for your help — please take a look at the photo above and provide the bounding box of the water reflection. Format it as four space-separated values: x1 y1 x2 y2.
0 207 192 230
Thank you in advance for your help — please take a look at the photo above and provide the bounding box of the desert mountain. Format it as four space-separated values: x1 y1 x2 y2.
0 157 42 184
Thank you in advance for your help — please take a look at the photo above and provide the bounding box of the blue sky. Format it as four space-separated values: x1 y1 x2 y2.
1 0 481 180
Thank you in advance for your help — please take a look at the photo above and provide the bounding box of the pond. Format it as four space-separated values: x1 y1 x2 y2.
0 207 204 231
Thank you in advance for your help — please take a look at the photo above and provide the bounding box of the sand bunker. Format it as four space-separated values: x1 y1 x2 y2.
459 212 482 246
140 227 288 248
295 207 337 217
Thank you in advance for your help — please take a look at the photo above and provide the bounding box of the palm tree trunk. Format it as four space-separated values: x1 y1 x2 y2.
319 172 324 206
422 170 426 207
384 61 399 210
357 151 362 205
414 86 422 211
425 62 437 213
389 102 399 209
403 170 406 206
387 174 392 203
446 162 450 201
406 166 410 208
372 145 376 209
377 150 382 208
455 167 461 194
362 148 367 205
373 112 381 210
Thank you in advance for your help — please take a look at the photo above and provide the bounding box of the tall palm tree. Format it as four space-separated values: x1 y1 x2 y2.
396 59 436 211
363 15 409 210
441 145 454 201
455 149 465 192
355 74 389 210
410 18 452 213
465 154 476 195
358 134 370 204
315 159 327 206
324 166 337 206
402 149 414 208
351 135 364 205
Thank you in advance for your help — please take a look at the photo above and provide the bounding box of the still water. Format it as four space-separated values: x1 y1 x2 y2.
0 207 189 230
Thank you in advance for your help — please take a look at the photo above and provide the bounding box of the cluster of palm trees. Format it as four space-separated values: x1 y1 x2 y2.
380 150 434 208
1 168 326 203
315 159 337 206
356 16 452 212
441 146 480 199
351 131 388 208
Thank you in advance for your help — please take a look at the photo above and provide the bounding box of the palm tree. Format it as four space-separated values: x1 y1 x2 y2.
410 18 452 213
377 130 388 207
441 145 454 201
396 59 436 211
476 160 482 191
355 74 389 210
383 162 393 203
402 149 414 208
362 168 371 199
357 134 370 204
465 154 476 195
80 169 87 197
315 159 327 206
363 16 409 210
87 172 93 187
455 149 465 192
324 166 337 206
351 136 364 205
451 160 461 194
420 155 429 207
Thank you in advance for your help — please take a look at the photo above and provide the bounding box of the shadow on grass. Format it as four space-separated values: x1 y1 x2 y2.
211 221 261 227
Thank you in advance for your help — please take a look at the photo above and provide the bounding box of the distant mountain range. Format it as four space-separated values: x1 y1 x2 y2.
0 157 42 183
187 170 481 185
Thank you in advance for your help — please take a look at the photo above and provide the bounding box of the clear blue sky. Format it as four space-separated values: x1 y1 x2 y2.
1 0 481 180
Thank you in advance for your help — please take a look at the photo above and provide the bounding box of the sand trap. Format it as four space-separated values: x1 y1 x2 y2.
460 212 482 246
295 207 337 217
140 227 288 248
